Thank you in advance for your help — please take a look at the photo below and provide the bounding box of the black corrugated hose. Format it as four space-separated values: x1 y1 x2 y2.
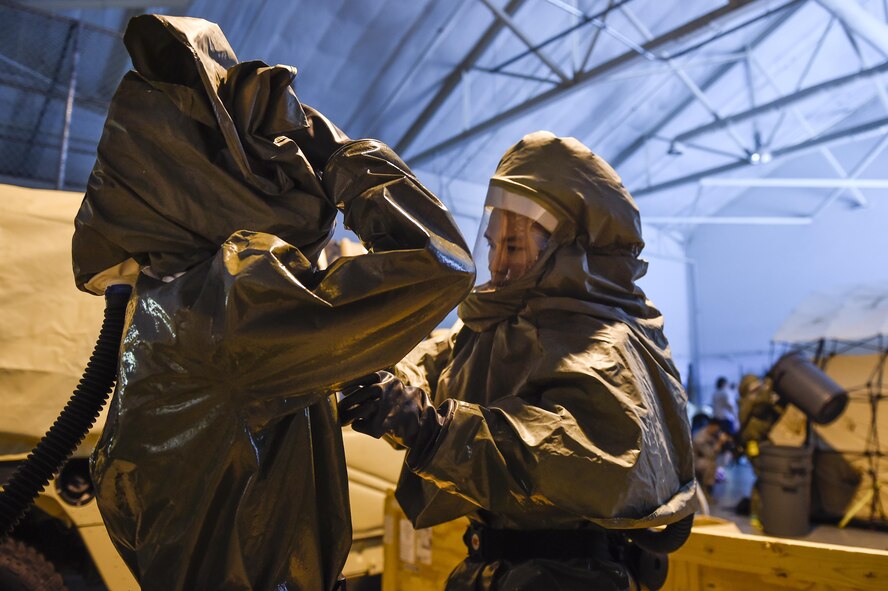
0 285 131 538
627 512 694 554
619 513 694 591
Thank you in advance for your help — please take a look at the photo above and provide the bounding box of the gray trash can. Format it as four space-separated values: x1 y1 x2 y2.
756 444 813 537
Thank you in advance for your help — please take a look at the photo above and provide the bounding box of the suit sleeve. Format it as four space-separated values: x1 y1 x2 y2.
154 139 475 404
405 354 696 529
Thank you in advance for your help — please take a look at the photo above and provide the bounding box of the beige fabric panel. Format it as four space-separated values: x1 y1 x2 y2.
818 353 887 454
813 353 888 521
0 183 106 454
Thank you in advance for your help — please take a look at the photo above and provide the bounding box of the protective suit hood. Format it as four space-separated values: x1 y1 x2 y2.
460 131 655 331
489 130 643 253
73 14 343 291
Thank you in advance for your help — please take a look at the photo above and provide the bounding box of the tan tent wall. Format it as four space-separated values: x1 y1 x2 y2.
0 183 105 455
815 352 888 523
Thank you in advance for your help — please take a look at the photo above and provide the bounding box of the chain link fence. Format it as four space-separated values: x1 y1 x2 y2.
0 1 129 190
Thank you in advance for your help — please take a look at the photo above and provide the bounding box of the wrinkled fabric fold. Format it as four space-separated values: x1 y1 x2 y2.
73 14 473 591
73 15 345 289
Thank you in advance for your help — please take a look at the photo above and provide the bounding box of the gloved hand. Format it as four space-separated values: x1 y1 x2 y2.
339 371 449 457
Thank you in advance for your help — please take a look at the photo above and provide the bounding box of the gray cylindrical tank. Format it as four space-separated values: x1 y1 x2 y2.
756 444 813 537
769 353 848 424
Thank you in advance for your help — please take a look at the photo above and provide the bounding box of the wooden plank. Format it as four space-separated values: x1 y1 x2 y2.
669 527 888 591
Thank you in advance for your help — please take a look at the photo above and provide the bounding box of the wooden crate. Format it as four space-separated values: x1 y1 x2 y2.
663 520 888 591
382 495 888 591
382 492 468 591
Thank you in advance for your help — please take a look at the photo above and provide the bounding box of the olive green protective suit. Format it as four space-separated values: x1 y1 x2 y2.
71 15 473 591
738 374 783 447
395 132 697 591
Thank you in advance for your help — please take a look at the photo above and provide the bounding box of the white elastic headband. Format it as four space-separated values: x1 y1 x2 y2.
484 185 559 233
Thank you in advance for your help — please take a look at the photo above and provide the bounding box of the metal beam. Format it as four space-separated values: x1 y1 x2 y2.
671 138 746 160
406 0 783 167
487 0 635 73
580 1 613 71
352 0 471 134
700 177 888 189
590 53 746 81
0 131 95 157
633 114 888 196
470 66 558 84
543 0 583 18
662 0 805 61
763 16 836 150
794 16 835 96
58 21 81 190
744 53 760 143
610 3 801 169
619 4 750 155
817 0 888 58
812 132 888 215
672 59 888 145
569 0 580 74
18 21 74 174
22 1 189 7
0 53 54 86
479 0 569 82
644 216 812 225
394 0 530 154
0 75 110 111
750 54 869 207
2 2 134 35
810 55 888 214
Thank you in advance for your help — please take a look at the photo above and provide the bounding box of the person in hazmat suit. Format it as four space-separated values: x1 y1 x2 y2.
735 373 784 529
71 15 474 591
340 131 697 590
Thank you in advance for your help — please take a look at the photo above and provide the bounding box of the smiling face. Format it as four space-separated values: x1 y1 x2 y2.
484 208 550 288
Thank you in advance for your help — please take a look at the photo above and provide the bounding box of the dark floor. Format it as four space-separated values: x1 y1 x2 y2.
707 460 888 551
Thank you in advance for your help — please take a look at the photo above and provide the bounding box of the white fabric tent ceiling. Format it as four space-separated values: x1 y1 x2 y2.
5 0 888 238
774 283 888 344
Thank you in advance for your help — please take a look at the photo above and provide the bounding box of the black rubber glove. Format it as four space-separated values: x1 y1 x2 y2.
339 371 450 463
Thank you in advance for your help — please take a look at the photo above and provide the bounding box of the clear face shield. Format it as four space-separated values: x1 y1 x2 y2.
472 185 559 290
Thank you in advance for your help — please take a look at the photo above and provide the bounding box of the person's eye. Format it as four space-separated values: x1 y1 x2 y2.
506 246 523 254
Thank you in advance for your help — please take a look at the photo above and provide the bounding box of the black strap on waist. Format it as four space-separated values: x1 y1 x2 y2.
462 523 612 563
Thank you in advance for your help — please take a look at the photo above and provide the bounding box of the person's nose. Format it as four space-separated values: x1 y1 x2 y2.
489 249 508 278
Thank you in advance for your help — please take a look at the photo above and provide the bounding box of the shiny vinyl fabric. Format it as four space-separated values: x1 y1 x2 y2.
738 375 782 446
395 132 697 591
73 15 345 292
72 15 473 591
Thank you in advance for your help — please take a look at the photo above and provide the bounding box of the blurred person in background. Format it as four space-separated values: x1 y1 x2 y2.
712 376 738 435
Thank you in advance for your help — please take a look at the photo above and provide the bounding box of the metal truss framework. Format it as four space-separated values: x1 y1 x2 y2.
402 0 795 164
634 0 888 222
7 0 888 208
396 0 888 226
0 1 125 189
